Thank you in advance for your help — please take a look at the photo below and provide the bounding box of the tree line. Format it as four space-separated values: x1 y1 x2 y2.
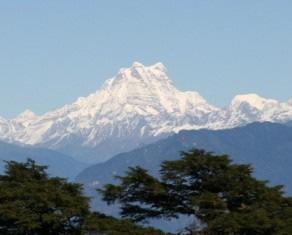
0 149 291 234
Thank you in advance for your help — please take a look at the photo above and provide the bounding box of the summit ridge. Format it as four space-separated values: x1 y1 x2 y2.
0 62 292 162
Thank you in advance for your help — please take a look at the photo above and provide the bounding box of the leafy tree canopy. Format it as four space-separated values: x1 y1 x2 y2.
0 159 166 235
100 149 292 235
83 212 165 235
0 159 89 235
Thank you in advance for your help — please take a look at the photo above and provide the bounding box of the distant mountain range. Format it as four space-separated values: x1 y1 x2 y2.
1 62 292 163
0 62 290 232
0 141 87 180
76 122 292 220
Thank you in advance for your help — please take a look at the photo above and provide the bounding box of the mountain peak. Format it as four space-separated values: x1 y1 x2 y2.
131 61 144 68
103 62 171 91
16 109 37 119
150 62 167 72
231 93 278 110
1 63 292 164
13 109 38 127
129 61 167 72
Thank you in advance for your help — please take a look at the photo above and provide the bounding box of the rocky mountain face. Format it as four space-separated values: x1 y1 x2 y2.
1 62 292 163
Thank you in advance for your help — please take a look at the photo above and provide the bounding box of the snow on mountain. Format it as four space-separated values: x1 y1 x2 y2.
230 93 278 110
220 94 279 127
8 62 219 162
12 109 38 128
0 62 292 162
0 116 10 138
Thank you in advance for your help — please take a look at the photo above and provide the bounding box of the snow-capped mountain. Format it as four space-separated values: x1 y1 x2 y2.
0 117 10 138
0 62 292 162
13 109 38 128
222 94 292 127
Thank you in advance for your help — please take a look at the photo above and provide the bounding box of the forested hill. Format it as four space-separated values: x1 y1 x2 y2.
77 122 292 195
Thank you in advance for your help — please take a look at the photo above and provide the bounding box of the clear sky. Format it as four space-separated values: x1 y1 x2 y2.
0 1 291 118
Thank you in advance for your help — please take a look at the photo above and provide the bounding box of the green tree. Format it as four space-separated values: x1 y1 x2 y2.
83 212 165 235
100 149 292 235
0 159 89 235
0 159 166 235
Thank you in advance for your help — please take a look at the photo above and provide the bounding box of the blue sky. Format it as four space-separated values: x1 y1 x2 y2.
0 1 291 118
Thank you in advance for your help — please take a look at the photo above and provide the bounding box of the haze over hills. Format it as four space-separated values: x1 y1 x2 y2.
76 122 292 223
0 62 292 163
0 141 87 180
75 122 292 232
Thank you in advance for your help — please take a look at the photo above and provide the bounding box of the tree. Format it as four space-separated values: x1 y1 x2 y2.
0 159 167 235
100 149 292 234
0 159 89 235
82 212 165 235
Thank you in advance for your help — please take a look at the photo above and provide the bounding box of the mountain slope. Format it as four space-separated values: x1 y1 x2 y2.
76 122 292 232
1 62 292 163
0 62 219 163
223 94 292 127
0 141 87 180
76 122 292 214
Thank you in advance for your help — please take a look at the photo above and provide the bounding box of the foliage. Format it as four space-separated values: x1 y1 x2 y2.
0 159 166 235
100 149 292 234
0 159 89 235
83 212 165 235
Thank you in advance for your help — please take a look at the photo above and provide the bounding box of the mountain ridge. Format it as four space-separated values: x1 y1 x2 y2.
76 122 292 232
0 140 88 180
1 62 292 163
